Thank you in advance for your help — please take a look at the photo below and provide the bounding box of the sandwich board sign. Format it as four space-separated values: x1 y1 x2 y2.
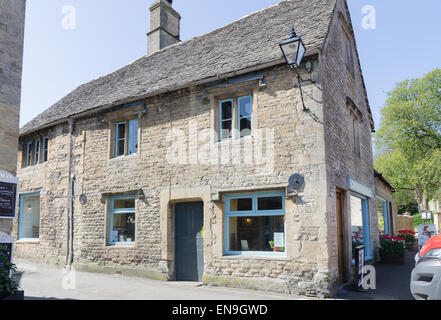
418 224 437 248
0 232 14 276
0 170 18 219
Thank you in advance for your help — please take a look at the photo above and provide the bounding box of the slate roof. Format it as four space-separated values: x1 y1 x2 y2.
20 0 337 135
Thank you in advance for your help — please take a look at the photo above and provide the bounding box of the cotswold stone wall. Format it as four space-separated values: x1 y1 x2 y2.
375 175 398 236
321 0 377 285
0 0 26 234
15 62 334 296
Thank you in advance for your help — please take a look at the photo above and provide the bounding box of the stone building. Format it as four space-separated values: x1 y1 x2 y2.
374 170 398 236
14 0 380 296
0 0 26 234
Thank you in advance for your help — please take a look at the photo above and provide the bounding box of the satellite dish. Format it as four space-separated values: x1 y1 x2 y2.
288 174 305 193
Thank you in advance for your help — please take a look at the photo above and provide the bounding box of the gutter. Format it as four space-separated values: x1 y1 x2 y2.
20 51 320 138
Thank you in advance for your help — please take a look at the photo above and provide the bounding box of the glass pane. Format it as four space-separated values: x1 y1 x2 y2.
221 120 232 140
117 139 125 156
282 41 299 65
239 96 252 117
221 101 232 120
258 196 283 211
230 198 252 211
377 199 385 233
117 123 126 139
128 119 138 155
229 216 285 252
111 212 135 243
351 195 364 257
113 198 135 210
20 195 40 239
240 118 252 137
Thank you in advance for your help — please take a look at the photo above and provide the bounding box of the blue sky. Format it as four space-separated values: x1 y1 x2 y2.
20 0 441 129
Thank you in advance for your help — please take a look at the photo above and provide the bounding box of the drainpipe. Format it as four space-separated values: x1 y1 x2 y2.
66 119 74 268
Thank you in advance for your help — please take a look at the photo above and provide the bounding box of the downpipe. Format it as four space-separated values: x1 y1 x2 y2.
66 119 74 269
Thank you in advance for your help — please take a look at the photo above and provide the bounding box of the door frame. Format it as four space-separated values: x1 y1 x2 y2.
336 188 347 284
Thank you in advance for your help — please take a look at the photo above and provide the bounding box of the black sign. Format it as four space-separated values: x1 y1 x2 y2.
355 245 365 289
0 182 17 218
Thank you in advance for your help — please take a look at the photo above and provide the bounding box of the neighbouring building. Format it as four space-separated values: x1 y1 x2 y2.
374 170 397 236
14 0 382 297
0 0 26 234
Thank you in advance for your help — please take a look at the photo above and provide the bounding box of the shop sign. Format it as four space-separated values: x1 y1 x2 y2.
348 177 374 199
0 171 18 219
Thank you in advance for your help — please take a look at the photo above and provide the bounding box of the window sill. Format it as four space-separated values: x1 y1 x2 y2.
16 239 40 244
109 153 138 162
107 242 136 248
221 253 289 261
217 136 253 144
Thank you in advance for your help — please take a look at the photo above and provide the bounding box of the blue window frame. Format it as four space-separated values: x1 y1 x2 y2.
34 139 40 165
219 98 233 141
18 192 41 240
42 137 49 163
108 195 136 246
225 191 286 257
114 119 138 157
350 193 372 261
377 197 389 235
25 142 32 167
238 94 252 138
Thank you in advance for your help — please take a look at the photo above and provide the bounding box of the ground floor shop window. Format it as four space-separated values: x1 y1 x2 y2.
377 197 389 235
19 192 40 240
350 194 371 260
225 191 285 256
108 195 136 245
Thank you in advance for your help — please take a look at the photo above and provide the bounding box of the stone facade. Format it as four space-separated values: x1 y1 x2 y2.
14 0 378 297
375 173 398 235
0 0 26 233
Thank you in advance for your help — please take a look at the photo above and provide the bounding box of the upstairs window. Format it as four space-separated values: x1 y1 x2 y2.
113 119 138 158
345 38 355 76
218 94 253 141
34 139 40 165
42 137 49 163
25 142 32 167
351 113 361 158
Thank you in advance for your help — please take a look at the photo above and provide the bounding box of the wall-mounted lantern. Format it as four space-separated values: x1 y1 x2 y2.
279 28 306 68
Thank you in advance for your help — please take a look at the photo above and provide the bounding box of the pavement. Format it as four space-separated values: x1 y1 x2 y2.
12 259 311 300
335 250 416 300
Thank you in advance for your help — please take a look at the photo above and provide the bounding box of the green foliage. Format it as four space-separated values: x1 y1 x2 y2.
379 238 407 256
374 69 441 209
0 245 18 299
414 213 434 227
398 200 419 215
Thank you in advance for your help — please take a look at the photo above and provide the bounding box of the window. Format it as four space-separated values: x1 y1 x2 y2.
377 197 389 235
218 94 253 141
225 191 285 256
350 194 371 261
351 113 360 157
108 195 136 245
34 139 40 165
345 38 354 76
113 119 138 158
25 142 32 167
42 137 49 163
18 193 40 240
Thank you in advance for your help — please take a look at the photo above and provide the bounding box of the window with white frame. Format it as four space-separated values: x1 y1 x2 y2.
225 191 285 255
218 93 253 141
19 193 41 240
113 119 138 158
108 195 136 245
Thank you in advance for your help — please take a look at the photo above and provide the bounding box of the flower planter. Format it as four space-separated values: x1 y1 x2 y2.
1 290 24 301
405 241 418 252
379 252 406 265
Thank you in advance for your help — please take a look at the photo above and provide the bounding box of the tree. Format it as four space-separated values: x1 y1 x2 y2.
374 69 441 212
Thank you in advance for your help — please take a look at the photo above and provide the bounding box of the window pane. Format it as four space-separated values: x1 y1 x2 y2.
258 196 283 211
111 212 135 243
34 140 40 164
229 216 285 252
240 118 252 137
221 120 232 140
43 137 48 162
117 123 126 139
377 199 385 233
20 194 40 239
230 198 252 211
117 139 125 156
239 96 252 117
221 100 232 120
113 198 135 210
351 195 364 256
128 119 138 155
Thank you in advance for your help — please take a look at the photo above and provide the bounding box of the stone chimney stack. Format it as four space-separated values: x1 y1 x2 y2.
147 0 181 55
